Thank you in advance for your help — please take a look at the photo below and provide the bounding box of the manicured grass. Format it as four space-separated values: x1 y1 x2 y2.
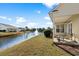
0 34 70 56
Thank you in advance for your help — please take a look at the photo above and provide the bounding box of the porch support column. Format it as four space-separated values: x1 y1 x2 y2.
49 12 56 42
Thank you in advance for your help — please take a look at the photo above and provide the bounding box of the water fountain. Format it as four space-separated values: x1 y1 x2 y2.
35 29 38 35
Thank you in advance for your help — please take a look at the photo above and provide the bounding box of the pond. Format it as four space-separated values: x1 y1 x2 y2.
0 31 39 51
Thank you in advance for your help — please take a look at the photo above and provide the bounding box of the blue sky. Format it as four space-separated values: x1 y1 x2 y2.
0 3 58 28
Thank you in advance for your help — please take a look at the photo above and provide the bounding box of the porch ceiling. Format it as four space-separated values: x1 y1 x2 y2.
54 15 71 23
49 3 79 23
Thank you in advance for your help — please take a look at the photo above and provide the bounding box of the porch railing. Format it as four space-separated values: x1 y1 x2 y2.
54 33 78 43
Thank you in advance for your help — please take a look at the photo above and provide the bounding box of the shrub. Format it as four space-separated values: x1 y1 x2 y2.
44 30 53 38
0 30 6 32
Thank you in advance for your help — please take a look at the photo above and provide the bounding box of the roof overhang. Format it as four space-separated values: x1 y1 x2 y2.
49 3 79 23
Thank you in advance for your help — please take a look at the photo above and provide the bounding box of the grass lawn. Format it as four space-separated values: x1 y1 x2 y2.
0 34 71 56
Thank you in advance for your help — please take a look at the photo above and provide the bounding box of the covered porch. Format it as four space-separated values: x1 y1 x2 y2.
49 3 79 45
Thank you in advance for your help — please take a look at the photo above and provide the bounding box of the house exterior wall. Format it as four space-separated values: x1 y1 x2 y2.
70 14 79 39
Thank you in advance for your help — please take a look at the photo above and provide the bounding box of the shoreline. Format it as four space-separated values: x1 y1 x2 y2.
0 32 27 38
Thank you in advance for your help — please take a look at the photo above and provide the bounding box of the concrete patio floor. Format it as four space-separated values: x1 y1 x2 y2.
54 38 79 56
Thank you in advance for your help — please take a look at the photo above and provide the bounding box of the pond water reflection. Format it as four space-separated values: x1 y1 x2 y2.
0 31 39 51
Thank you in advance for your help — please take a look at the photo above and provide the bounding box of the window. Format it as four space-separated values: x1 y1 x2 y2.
68 23 72 34
56 25 60 33
56 24 64 33
60 25 64 33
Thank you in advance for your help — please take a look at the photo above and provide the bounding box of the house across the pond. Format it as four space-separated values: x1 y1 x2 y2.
0 23 17 32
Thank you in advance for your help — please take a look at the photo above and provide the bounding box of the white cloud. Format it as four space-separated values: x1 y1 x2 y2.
0 16 7 19
37 10 41 14
0 16 12 21
27 22 38 28
44 16 50 20
46 22 53 27
43 2 56 8
16 17 27 24
15 17 53 28
15 17 27 27
8 18 12 21
46 22 52 25
43 1 59 9
15 17 38 28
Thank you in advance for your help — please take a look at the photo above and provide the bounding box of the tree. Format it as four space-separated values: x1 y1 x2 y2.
31 28 36 32
37 28 45 32
25 26 30 31
0 30 6 32
47 27 52 31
